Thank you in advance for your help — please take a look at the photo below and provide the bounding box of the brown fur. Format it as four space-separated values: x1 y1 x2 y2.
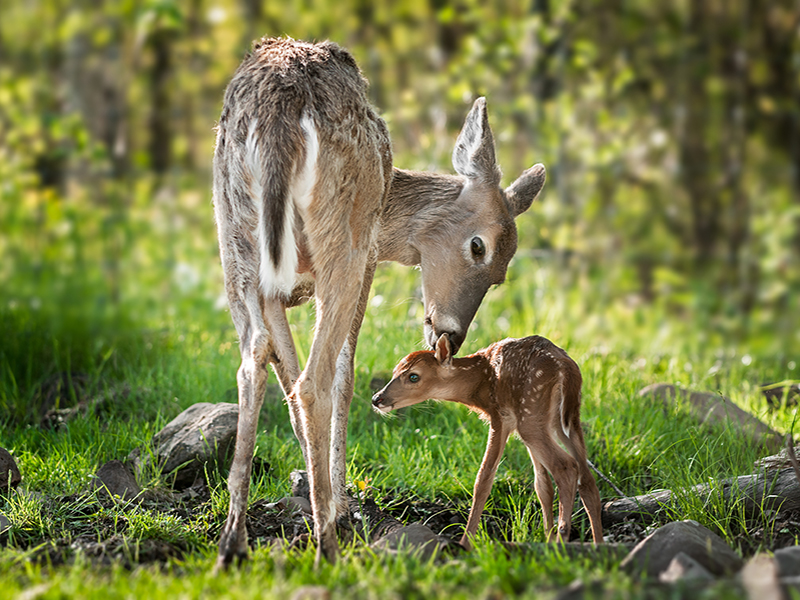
373 335 603 548
213 37 546 568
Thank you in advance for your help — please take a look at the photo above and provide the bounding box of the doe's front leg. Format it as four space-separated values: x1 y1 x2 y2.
298 260 368 565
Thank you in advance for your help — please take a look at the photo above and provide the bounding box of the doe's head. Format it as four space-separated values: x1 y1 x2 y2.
416 98 546 353
372 334 454 413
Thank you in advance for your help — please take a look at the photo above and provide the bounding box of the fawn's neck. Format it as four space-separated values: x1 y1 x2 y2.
448 354 496 415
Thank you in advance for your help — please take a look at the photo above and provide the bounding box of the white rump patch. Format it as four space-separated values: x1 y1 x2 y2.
249 115 319 298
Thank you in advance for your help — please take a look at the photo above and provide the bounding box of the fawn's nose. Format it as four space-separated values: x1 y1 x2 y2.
371 392 393 414
371 391 387 409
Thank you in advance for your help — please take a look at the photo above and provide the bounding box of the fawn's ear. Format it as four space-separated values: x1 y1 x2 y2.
434 334 453 368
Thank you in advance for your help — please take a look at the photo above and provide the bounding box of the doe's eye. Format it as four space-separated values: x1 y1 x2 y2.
471 237 486 259
408 373 420 383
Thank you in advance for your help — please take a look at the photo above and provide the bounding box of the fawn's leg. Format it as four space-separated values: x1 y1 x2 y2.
528 451 556 541
557 426 604 544
461 424 509 550
525 436 579 542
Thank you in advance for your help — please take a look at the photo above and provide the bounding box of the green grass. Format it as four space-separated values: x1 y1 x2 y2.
1 185 799 598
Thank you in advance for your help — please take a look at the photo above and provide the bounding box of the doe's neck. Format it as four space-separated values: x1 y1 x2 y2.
377 168 464 265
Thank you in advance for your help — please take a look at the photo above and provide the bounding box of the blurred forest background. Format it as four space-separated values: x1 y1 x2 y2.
1 0 799 399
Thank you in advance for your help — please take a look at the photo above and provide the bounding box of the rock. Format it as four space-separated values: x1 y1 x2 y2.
16 583 51 600
91 460 141 501
554 579 606 600
369 376 389 392
289 586 330 600
740 554 784 600
658 552 715 583
129 402 239 488
620 520 742 579
291 470 310 500
639 384 783 452
371 523 448 560
0 448 21 493
762 382 800 409
775 546 800 578
264 496 313 515
0 513 10 535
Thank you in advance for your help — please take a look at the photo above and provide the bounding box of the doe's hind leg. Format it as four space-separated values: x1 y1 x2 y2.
216 294 275 570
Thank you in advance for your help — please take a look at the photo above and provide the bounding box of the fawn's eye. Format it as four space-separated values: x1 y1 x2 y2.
408 373 420 383
471 237 486 259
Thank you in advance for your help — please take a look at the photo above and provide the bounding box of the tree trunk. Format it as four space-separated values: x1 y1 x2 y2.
680 2 720 268
148 29 172 177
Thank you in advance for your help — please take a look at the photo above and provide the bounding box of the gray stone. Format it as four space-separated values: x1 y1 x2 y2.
129 402 239 488
554 579 605 600
620 520 743 579
640 384 783 453
91 460 141 501
371 523 448 560
658 551 716 583
775 546 800 578
264 496 313 515
0 448 21 493
0 513 10 535
740 554 784 600
289 586 330 600
291 470 310 500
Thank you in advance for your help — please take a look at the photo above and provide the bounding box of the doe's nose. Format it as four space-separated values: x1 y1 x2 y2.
434 330 462 355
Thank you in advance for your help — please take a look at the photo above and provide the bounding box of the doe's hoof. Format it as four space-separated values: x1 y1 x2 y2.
316 530 340 566
213 547 247 574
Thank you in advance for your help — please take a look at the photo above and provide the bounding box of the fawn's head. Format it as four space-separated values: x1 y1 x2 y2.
372 335 456 413
416 98 545 354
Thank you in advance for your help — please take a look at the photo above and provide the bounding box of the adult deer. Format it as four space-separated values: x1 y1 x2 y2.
372 334 603 549
212 38 545 568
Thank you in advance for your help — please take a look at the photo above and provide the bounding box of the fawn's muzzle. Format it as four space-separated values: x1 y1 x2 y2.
371 391 391 412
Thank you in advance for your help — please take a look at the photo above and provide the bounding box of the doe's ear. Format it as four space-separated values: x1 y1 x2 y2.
504 163 546 217
452 97 501 183
434 334 453 368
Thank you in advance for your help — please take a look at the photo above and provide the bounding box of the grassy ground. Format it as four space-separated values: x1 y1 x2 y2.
1 187 799 598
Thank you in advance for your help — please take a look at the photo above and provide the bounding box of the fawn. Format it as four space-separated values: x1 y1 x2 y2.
372 334 603 549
